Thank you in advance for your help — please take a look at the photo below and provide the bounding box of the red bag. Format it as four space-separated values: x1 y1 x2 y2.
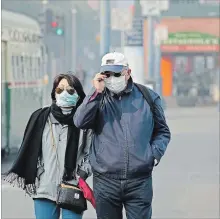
78 178 96 209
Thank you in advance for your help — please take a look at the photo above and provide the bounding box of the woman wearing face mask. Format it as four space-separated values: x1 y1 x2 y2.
3 73 92 219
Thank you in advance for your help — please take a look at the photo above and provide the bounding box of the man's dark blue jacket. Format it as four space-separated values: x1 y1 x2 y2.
74 79 171 179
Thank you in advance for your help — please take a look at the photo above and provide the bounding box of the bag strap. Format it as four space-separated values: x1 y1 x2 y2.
81 129 88 154
75 129 89 177
134 83 154 114
48 118 56 151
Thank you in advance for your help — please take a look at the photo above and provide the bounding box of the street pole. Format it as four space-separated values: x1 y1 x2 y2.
154 43 163 99
64 10 69 72
100 0 111 57
154 16 166 109
147 15 154 80
39 0 48 106
140 0 169 109
42 45 48 106
71 8 77 72
121 30 125 53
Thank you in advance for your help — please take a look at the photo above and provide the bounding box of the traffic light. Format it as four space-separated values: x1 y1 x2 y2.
46 9 65 36
56 28 64 36
51 21 58 28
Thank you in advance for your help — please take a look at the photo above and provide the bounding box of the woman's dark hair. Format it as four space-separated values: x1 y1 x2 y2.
51 72 86 107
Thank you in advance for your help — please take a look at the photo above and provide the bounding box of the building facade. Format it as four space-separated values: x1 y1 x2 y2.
143 0 220 96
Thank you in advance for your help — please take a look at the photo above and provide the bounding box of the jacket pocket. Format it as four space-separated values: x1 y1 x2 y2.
96 140 124 173
147 143 155 168
129 143 154 174
141 142 154 171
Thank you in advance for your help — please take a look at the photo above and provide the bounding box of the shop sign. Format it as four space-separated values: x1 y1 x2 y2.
162 32 220 52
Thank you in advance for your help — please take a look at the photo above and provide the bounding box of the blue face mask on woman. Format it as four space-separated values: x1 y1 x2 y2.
56 90 79 108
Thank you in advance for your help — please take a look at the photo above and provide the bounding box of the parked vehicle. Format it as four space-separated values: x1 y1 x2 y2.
1 10 47 158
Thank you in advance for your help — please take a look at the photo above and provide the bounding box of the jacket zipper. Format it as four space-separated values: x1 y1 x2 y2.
119 95 128 179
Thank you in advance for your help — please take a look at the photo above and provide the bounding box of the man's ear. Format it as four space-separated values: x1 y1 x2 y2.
127 68 131 75
125 68 131 81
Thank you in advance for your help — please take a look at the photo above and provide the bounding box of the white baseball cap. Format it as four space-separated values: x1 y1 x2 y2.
100 52 129 73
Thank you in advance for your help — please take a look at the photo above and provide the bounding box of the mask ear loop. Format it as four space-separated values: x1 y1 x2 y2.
76 94 80 102
72 91 80 104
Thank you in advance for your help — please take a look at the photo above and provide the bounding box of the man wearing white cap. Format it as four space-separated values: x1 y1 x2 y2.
74 52 171 219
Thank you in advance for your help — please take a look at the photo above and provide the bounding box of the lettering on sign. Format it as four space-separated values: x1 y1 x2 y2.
162 32 220 45
1 28 42 43
124 17 143 47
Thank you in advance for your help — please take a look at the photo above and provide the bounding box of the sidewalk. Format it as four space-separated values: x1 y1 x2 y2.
1 107 219 219
165 105 218 120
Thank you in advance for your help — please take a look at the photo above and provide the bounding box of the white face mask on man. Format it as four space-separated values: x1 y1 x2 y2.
104 75 127 94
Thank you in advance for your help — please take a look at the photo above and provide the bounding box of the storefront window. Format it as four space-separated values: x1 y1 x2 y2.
174 56 189 74
206 56 215 70
193 56 205 75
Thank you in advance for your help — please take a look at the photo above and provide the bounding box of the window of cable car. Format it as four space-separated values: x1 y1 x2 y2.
34 57 38 80
36 57 41 80
11 55 17 81
29 57 33 81
20 56 25 80
30 56 37 81
24 56 30 81
2 43 6 83
38 57 42 79
31 56 35 80
24 56 28 81
1 41 7 148
16 55 20 81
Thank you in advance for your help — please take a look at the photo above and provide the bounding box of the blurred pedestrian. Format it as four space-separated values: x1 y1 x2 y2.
76 64 86 87
4 73 93 219
74 52 171 219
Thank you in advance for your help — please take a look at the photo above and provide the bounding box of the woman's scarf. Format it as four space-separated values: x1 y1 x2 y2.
3 103 80 195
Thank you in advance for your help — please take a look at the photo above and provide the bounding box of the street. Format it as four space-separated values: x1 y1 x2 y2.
1 106 219 219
